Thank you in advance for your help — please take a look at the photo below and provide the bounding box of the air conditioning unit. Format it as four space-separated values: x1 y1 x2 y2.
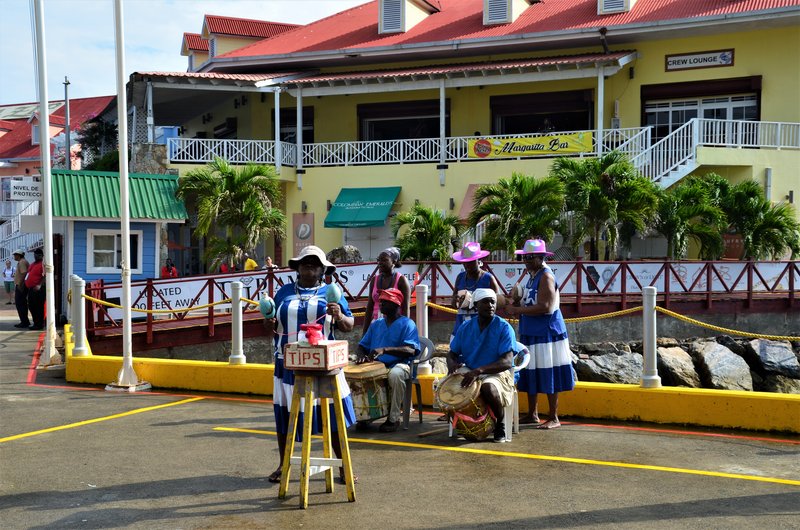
598 0 638 15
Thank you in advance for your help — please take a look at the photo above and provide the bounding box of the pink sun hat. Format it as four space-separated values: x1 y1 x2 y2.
514 239 554 256
451 241 490 262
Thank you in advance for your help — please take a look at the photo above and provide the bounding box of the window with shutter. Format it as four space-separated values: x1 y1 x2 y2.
486 0 509 24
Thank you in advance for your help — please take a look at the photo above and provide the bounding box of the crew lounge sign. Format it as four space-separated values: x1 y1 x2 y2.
665 49 734 71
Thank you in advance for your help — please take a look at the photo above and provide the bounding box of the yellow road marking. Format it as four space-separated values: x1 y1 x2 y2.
0 397 204 443
214 427 800 487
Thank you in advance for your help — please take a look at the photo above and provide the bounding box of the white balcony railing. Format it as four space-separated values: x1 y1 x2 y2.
166 121 798 185
168 127 649 167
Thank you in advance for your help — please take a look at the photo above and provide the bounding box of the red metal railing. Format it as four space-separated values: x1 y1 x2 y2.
85 259 799 343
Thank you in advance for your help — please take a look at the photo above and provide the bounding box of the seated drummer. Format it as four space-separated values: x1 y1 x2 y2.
357 287 420 433
447 288 515 443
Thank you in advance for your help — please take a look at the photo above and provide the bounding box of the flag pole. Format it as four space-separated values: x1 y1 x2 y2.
32 0 61 368
106 0 150 392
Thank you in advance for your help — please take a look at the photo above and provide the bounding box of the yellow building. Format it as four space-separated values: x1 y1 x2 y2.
133 0 800 267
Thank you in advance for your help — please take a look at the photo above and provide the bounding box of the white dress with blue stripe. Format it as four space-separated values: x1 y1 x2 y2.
272 282 357 437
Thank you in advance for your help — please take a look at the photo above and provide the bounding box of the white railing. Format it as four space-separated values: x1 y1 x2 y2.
631 120 697 182
632 119 800 183
168 128 650 167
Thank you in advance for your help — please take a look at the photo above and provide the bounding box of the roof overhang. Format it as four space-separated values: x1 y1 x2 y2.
129 51 635 124
279 51 637 97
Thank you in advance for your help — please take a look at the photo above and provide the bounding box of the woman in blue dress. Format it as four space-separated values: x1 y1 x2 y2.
450 242 500 340
505 239 575 429
263 246 357 483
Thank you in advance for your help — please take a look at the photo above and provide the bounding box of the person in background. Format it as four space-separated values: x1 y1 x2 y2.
25 248 46 331
505 239 575 430
450 242 500 340
161 258 179 278
3 259 14 305
356 287 419 433
362 247 410 334
244 253 259 271
262 256 275 270
12 249 30 329
262 245 357 485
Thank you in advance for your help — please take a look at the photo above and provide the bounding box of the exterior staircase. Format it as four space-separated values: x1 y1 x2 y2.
0 201 41 261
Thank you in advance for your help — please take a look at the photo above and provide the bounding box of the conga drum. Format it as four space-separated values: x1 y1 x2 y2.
435 372 495 441
343 362 389 422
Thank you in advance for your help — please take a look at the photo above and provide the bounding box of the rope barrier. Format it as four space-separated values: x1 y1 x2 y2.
81 291 795 342
425 301 644 324
655 306 798 342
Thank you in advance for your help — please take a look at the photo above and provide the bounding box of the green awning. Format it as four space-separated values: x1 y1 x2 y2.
324 186 401 228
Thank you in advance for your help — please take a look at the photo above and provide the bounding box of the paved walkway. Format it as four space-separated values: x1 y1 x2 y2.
1 306 799 529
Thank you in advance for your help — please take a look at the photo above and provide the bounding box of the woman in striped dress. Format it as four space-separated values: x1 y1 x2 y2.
505 239 575 429
264 246 357 483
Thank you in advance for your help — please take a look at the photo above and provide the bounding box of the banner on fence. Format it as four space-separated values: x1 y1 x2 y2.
468 133 593 159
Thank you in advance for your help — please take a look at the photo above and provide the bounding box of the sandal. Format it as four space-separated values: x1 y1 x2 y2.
338 469 358 485
268 469 282 483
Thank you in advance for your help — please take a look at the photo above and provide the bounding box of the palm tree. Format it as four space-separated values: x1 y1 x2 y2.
176 157 286 269
391 203 465 263
467 173 565 254
550 151 659 260
653 179 726 259
722 181 800 259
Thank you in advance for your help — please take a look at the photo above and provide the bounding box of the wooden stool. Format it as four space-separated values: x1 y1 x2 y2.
278 369 356 508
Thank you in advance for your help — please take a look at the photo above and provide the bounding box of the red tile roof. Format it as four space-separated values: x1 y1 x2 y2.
183 32 208 52
135 71 294 83
220 0 799 59
203 14 300 38
0 95 114 161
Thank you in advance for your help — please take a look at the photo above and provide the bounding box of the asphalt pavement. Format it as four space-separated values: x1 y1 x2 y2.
1 305 799 529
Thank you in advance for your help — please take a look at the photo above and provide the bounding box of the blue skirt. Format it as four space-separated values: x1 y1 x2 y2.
518 333 576 394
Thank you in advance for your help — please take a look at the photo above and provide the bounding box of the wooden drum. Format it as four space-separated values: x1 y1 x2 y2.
343 362 389 422
435 372 495 441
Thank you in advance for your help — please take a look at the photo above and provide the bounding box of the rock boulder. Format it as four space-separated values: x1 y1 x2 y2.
657 346 701 387
690 339 752 391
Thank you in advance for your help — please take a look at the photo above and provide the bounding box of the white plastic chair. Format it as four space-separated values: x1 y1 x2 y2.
402 336 435 430
503 342 530 442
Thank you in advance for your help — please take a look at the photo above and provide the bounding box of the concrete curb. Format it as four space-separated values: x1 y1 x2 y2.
63 326 800 433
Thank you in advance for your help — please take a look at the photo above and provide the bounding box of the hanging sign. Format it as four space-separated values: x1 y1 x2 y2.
468 133 593 159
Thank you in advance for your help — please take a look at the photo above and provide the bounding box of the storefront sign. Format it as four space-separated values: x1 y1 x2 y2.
665 49 734 71
293 213 315 257
468 133 593 159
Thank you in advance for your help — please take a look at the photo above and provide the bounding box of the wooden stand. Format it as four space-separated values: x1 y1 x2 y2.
278 369 356 508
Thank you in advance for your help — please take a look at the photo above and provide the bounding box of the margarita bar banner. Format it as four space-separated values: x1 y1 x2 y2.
468 133 594 159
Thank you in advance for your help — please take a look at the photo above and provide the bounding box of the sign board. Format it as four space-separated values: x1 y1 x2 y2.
10 180 42 200
293 213 315 257
665 50 734 71
285 340 349 371
468 133 593 159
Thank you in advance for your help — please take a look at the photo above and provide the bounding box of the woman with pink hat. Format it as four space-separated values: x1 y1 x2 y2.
450 242 500 339
505 239 575 429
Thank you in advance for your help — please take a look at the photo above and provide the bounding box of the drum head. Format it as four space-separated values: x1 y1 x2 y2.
344 362 388 380
436 373 479 411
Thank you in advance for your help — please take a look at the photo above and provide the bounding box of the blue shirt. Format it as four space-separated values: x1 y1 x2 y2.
359 316 419 368
450 314 515 370
273 282 352 358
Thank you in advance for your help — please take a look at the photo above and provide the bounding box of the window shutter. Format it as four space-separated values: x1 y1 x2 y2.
382 0 403 33
209 37 216 57
486 0 509 24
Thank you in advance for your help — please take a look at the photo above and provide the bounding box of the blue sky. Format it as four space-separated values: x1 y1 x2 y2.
0 0 366 106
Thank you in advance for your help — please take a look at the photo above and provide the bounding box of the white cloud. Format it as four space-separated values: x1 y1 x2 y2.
0 0 367 105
